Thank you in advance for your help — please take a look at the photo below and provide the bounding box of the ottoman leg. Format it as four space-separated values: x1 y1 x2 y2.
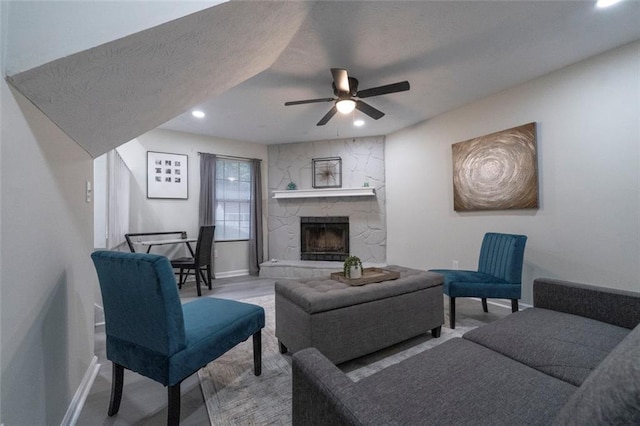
278 341 288 354
431 326 442 338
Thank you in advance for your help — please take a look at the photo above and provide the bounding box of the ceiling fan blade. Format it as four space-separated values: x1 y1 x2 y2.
356 81 410 99
285 98 334 106
355 100 385 120
317 106 338 126
331 68 350 94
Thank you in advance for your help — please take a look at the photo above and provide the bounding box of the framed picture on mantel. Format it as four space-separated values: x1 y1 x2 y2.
312 157 342 188
147 151 188 199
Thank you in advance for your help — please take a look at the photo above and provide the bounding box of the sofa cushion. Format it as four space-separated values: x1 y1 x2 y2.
553 324 640 425
292 347 398 425
275 265 442 313
463 308 630 386
534 278 640 330
357 338 576 425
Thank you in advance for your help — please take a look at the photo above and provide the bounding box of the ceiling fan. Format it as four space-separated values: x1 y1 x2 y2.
284 68 410 126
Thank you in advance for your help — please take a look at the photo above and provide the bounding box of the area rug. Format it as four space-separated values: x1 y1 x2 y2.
198 295 483 425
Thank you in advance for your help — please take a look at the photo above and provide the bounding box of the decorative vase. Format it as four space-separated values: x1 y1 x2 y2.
349 265 362 279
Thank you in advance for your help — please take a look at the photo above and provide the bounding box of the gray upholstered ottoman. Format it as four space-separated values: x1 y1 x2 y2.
275 265 444 364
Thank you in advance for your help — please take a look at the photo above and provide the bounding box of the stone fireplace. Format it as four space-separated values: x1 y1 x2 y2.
263 136 387 279
300 216 349 261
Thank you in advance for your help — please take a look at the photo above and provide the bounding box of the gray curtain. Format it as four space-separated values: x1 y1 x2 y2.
199 153 216 226
199 153 217 278
248 159 263 276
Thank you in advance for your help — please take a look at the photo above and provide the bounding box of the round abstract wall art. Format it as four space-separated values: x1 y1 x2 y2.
452 122 538 211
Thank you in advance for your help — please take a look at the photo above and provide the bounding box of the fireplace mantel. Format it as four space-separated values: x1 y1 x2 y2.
272 187 375 199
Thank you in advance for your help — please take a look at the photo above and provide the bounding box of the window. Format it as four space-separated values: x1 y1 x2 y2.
215 158 251 240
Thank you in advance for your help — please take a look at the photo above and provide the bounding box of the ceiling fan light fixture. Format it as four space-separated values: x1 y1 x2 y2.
285 68 410 126
336 99 356 114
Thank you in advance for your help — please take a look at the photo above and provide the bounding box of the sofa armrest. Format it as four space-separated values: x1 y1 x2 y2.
534 278 640 329
292 348 397 426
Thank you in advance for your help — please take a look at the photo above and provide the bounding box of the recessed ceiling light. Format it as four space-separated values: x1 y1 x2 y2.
596 0 623 8
192 110 205 118
353 119 365 127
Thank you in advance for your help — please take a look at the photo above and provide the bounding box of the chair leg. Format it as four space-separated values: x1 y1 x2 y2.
206 265 212 290
511 299 519 313
482 298 488 313
178 269 184 288
449 297 456 329
108 363 124 416
167 383 180 426
194 267 202 297
199 268 209 289
253 331 262 376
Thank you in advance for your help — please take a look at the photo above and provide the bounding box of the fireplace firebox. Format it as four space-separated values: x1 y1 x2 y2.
300 216 349 261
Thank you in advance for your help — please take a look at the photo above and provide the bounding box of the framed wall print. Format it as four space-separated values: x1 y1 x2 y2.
147 151 188 199
452 122 538 211
312 157 342 188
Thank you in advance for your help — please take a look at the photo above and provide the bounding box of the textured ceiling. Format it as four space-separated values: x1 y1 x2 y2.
4 1 224 75
6 1 640 157
7 2 311 157
160 0 640 144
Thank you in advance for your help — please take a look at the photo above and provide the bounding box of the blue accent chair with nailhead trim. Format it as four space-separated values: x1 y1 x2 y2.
430 232 527 329
91 250 265 425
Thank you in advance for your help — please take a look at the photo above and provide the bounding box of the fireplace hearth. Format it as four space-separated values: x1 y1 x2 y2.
300 216 349 261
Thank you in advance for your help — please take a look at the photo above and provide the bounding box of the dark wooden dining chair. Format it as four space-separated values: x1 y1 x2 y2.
171 225 215 296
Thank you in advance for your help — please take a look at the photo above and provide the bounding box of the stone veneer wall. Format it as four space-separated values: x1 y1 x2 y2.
267 136 386 264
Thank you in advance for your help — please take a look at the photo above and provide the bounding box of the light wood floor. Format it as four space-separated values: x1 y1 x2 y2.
77 276 510 425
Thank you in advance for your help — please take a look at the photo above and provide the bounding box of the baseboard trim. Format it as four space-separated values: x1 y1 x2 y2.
61 355 100 426
469 297 532 310
216 269 250 279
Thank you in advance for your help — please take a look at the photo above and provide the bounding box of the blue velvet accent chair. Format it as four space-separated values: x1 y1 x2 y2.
91 250 265 425
430 232 527 329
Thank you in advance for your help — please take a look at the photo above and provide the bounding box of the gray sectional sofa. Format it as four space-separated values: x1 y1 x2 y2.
292 278 640 425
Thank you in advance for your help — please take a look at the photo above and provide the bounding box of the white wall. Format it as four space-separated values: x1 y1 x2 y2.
1 43 96 426
119 129 268 277
386 41 640 303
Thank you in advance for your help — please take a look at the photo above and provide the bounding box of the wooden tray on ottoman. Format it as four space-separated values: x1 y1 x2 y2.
331 268 401 286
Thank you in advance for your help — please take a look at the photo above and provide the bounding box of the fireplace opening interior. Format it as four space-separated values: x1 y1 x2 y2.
300 216 349 261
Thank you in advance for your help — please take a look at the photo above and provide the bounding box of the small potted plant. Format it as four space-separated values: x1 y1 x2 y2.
343 255 363 279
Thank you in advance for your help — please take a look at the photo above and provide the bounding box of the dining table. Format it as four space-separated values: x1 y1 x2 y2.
138 237 197 255
125 231 196 255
